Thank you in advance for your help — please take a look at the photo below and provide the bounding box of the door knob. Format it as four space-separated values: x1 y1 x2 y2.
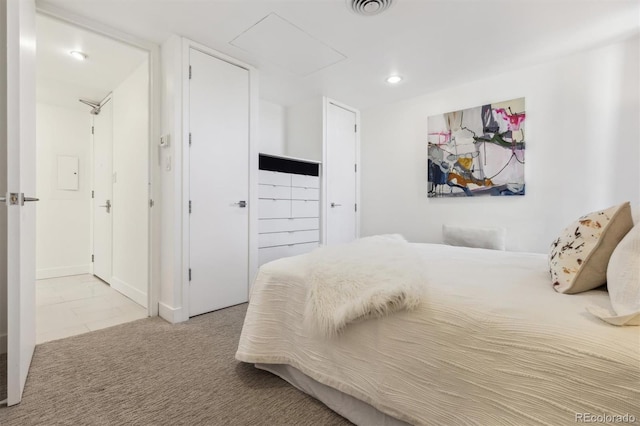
21 196 39 206
0 193 39 205
99 199 112 213
330 202 342 208
234 200 247 208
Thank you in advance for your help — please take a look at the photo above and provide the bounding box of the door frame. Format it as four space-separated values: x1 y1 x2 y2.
180 38 259 321
37 4 161 317
90 93 113 284
321 97 361 244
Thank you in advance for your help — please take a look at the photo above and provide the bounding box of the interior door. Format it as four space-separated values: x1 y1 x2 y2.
188 49 249 316
3 0 37 406
325 102 358 246
92 97 113 283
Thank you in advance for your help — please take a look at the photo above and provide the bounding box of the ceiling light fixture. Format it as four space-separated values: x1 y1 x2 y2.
386 75 403 84
69 50 87 61
348 0 394 16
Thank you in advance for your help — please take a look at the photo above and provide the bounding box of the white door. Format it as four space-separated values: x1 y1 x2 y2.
188 49 249 316
325 101 358 245
2 0 37 406
92 96 113 283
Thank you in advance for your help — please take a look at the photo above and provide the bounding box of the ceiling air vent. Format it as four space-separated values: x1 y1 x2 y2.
348 0 394 16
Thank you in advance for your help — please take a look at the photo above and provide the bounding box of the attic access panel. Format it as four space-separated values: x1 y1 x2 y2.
230 13 346 77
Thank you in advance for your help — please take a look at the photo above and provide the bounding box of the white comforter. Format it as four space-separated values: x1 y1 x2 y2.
236 244 640 426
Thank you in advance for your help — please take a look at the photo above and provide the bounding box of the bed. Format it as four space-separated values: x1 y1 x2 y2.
235 242 640 425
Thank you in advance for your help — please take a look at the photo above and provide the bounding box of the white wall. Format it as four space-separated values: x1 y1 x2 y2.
286 96 323 161
158 35 182 322
35 103 92 278
361 35 640 253
111 60 149 307
259 100 286 156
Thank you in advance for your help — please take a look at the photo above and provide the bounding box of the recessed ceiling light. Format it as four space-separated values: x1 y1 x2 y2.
69 50 87 61
386 75 403 84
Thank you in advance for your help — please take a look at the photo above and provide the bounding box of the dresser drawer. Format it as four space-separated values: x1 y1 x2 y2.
258 199 291 219
291 200 319 218
258 170 291 186
259 218 319 233
258 245 289 266
288 241 319 256
259 184 291 200
258 242 320 266
258 229 319 248
291 174 319 189
291 186 319 201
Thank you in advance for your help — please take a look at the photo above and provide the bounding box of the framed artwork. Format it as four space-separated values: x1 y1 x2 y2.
427 98 526 198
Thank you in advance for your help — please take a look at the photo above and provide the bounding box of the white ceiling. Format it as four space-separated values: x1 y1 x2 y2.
37 14 148 111
37 0 639 109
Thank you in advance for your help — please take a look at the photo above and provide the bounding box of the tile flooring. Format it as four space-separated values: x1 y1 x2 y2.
36 274 148 344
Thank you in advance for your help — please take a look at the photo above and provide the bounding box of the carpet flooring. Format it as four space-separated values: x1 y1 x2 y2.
0 304 352 425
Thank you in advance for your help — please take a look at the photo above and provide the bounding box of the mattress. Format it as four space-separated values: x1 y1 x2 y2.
236 243 640 425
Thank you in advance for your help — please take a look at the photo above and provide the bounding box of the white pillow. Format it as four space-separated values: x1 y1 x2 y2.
632 205 640 225
442 225 506 251
588 223 640 326
608 222 640 315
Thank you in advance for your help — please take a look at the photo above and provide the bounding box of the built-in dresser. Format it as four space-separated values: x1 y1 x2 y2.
258 154 321 266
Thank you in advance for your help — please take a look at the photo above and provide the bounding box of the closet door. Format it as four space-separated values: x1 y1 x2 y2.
188 49 249 316
325 101 358 245
92 96 113 283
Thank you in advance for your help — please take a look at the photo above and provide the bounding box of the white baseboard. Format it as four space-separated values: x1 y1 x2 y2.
158 302 185 324
111 277 148 309
36 264 91 280
0 333 6 355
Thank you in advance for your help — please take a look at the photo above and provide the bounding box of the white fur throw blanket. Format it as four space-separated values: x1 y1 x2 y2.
304 235 426 337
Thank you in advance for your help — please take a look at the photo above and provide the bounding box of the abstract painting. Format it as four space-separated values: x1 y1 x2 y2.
427 98 525 198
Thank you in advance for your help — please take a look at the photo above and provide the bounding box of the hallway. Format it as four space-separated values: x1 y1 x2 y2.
36 274 146 344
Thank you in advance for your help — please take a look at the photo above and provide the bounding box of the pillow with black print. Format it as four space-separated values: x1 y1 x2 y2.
549 202 633 294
